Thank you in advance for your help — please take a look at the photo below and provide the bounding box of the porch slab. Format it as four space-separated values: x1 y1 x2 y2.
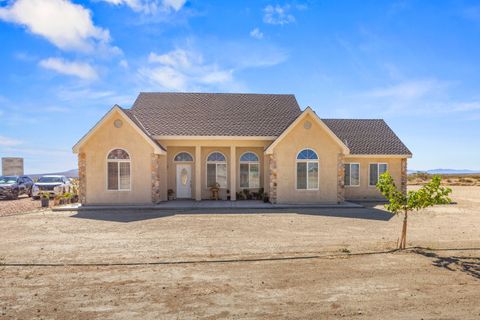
52 200 363 211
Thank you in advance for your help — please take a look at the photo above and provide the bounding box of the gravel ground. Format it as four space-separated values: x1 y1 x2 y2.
0 195 52 216
0 186 478 319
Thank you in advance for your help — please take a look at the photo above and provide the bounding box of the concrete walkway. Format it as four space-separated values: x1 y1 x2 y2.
52 200 363 211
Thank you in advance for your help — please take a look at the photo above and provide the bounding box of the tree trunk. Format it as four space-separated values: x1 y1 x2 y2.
399 210 408 249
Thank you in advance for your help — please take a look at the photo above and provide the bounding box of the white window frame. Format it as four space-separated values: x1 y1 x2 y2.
239 151 260 189
173 151 194 162
106 148 131 191
295 148 320 191
344 163 360 187
206 151 228 189
369 163 388 187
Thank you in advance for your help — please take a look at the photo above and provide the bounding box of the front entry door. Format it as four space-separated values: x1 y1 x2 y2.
176 164 192 199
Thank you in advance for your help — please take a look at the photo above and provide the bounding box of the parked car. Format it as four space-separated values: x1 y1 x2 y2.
32 175 71 199
0 175 34 200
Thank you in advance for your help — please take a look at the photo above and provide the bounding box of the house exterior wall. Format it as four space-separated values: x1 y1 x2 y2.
79 109 160 204
272 114 343 204
343 157 406 201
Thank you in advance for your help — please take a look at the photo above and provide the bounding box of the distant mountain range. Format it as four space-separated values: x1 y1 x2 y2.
408 169 480 175
27 169 79 179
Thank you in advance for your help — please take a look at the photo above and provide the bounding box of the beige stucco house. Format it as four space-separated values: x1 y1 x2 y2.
73 93 412 205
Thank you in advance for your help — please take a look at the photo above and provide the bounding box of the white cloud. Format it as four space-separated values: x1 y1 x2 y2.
39 58 98 80
250 28 264 39
139 49 233 91
0 135 23 147
100 0 186 14
364 80 447 100
119 59 129 68
263 4 295 25
0 0 114 52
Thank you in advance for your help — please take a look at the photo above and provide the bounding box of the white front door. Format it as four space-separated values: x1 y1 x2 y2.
176 164 192 198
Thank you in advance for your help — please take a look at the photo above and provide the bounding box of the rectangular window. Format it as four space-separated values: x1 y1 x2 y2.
297 162 318 190
119 162 130 190
107 161 130 191
369 163 388 186
307 162 319 189
240 163 260 188
296 162 307 189
344 163 360 186
107 162 118 190
240 163 249 188
207 163 227 188
249 163 260 188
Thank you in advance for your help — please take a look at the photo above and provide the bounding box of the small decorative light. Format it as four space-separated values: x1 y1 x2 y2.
304 121 312 129
114 119 123 128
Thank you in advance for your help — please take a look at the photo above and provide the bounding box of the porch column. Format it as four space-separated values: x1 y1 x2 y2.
195 145 202 201
230 145 236 201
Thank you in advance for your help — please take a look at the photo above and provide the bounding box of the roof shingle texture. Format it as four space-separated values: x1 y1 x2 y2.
322 119 412 155
130 92 302 136
127 92 411 155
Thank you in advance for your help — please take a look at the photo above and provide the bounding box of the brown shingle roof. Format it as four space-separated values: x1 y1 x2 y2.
125 92 411 156
322 119 412 155
130 92 302 136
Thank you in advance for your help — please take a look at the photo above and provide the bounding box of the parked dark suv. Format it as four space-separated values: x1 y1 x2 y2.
0 176 34 200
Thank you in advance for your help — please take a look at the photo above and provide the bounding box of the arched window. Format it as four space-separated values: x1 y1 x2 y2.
296 148 319 190
174 152 193 162
107 149 130 191
206 152 227 188
240 152 260 188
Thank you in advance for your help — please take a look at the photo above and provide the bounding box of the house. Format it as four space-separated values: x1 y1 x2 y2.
73 92 412 205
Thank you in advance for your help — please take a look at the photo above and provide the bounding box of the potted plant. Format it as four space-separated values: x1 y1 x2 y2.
53 194 62 206
63 192 73 204
209 183 220 200
40 192 50 208
167 189 175 201
263 194 270 203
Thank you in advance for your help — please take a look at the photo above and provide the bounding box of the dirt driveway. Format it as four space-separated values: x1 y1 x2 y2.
0 187 479 319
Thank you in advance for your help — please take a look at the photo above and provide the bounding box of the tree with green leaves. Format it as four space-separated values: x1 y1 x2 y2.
376 172 452 249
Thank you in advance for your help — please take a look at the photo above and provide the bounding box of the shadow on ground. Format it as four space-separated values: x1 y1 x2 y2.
71 206 393 223
413 248 480 279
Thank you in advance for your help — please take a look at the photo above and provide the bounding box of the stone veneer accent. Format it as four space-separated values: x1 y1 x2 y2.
337 153 345 203
401 158 408 195
268 153 277 204
151 153 162 203
78 152 87 205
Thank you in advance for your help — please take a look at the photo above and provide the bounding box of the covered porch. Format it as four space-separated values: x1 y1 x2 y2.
157 139 273 202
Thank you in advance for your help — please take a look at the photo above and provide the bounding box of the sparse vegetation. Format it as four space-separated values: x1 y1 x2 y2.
408 173 480 186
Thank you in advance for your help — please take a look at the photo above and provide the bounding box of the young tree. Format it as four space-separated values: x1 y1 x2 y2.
376 172 452 249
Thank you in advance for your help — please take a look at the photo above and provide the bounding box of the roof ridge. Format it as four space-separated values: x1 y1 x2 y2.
322 118 385 121
138 92 296 96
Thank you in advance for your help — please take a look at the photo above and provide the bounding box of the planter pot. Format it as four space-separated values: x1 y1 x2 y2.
41 198 49 208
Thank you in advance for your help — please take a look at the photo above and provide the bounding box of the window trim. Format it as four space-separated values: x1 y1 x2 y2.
295 148 320 191
205 151 228 189
239 151 260 189
368 162 388 187
106 148 131 192
173 151 194 162
344 163 361 187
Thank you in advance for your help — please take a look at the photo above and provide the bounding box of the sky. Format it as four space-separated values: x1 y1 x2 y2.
0 0 480 173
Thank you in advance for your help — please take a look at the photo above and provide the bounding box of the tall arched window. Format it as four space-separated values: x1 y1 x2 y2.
206 152 227 188
240 152 260 188
296 148 319 190
174 152 193 162
107 149 130 191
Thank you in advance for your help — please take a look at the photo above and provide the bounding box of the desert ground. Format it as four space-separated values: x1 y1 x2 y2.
0 186 479 319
